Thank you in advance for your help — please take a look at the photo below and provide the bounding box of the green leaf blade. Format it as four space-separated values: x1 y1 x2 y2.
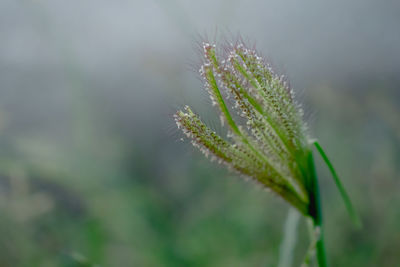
313 141 361 228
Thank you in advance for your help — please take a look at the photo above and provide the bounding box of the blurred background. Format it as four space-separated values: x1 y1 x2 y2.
1 0 399 266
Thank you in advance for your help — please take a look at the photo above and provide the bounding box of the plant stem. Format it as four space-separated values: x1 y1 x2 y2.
278 208 300 267
308 151 328 267
301 219 317 267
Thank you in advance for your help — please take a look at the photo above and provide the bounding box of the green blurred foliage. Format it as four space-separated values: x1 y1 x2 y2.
0 82 399 266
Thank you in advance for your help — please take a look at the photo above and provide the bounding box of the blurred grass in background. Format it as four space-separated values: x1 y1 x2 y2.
0 0 399 266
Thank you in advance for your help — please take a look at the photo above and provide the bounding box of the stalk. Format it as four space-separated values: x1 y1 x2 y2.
307 151 328 267
278 208 300 267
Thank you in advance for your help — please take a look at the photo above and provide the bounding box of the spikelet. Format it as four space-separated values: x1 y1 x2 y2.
175 41 315 216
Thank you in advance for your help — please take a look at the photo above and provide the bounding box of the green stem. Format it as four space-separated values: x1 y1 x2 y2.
307 151 328 267
301 219 317 267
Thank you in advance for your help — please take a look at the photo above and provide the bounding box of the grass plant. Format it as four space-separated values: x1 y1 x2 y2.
175 40 359 266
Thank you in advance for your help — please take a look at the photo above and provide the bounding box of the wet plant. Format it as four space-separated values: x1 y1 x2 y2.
174 40 360 266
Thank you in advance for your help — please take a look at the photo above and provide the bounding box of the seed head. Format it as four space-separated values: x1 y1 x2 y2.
175 41 315 215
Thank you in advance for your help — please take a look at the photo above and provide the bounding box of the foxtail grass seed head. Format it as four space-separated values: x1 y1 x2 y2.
175 41 339 218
